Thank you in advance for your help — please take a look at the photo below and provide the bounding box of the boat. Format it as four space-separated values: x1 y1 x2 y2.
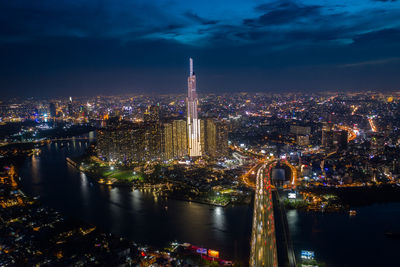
349 210 357 216
385 231 400 239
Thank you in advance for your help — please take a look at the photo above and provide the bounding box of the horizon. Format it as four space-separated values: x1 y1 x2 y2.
1 89 400 100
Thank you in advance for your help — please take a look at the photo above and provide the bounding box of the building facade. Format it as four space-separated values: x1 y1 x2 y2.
203 119 229 158
161 120 188 160
97 121 161 164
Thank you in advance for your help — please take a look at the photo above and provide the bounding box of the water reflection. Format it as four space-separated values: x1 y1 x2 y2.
213 207 226 231
19 135 253 262
109 188 123 229
88 131 95 142
30 155 40 185
130 190 143 212
286 210 298 236
80 172 89 207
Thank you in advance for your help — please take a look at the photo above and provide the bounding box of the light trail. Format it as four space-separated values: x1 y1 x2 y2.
351 105 359 116
368 117 378 132
250 161 278 267
336 125 358 142
241 161 262 188
282 160 297 186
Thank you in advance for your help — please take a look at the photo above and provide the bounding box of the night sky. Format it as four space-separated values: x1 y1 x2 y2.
1 0 400 97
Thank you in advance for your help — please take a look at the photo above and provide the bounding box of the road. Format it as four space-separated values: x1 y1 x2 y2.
249 161 278 267
241 160 264 188
336 124 358 141
368 117 378 132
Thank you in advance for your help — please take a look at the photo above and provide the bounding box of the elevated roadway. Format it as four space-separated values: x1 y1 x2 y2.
249 159 297 267
250 162 278 267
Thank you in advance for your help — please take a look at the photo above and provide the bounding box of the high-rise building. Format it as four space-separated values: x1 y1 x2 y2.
322 127 348 151
215 120 229 158
204 119 216 157
162 123 174 160
161 119 188 160
49 102 56 118
173 120 188 158
333 130 348 151
321 122 334 148
187 58 202 157
370 133 385 153
97 121 161 164
290 125 311 135
67 97 73 116
297 135 310 147
144 121 161 161
203 119 229 158
97 121 145 164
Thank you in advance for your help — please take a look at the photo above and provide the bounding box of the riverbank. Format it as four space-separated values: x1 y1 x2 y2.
0 166 141 265
282 184 400 214
67 156 251 207
302 184 400 206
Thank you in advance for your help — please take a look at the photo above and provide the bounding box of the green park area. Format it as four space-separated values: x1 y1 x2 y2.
205 191 231 206
101 168 144 183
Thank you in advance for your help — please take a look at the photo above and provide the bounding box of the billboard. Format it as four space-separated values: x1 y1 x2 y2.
301 250 315 260
208 249 220 258
196 248 207 255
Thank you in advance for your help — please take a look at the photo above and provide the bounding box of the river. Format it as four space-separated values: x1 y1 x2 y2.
19 139 253 263
18 137 400 266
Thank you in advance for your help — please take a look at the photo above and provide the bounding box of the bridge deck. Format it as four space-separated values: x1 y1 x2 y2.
250 164 278 267
249 161 296 267
272 190 296 267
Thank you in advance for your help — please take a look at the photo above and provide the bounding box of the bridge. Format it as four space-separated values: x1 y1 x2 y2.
249 159 297 267
0 137 91 147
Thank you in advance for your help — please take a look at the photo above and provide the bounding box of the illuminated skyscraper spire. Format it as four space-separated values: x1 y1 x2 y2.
187 58 202 157
190 58 193 76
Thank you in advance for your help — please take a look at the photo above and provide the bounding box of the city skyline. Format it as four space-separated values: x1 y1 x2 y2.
1 89 400 265
1 0 400 97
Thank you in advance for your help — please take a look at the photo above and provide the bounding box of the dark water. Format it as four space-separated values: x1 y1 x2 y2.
287 204 400 266
18 138 400 266
19 140 253 262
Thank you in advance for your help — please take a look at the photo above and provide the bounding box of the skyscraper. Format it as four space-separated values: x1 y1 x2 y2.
203 119 229 159
49 102 56 118
161 120 188 160
67 97 73 116
187 58 202 157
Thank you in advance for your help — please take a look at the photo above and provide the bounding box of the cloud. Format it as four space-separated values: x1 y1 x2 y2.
0 0 181 42
244 1 321 26
352 28 400 44
341 57 400 67
183 11 218 25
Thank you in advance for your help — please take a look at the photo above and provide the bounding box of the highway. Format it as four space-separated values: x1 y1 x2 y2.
250 162 278 267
